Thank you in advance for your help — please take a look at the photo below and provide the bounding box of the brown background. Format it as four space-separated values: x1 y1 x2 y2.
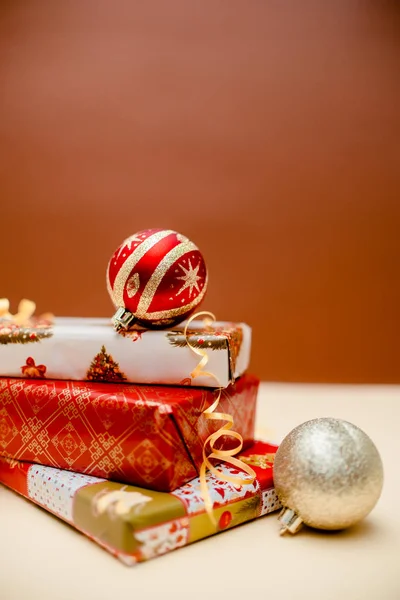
1 1 399 382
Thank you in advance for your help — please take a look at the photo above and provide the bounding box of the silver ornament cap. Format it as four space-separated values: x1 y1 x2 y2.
274 417 384 534
112 307 136 332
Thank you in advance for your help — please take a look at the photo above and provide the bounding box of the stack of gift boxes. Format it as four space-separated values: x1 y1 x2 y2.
0 314 280 565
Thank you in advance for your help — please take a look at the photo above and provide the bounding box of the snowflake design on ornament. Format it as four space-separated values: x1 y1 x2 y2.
115 234 143 260
176 259 201 297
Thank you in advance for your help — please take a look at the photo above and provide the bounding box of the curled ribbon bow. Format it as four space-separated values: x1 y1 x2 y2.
184 311 256 527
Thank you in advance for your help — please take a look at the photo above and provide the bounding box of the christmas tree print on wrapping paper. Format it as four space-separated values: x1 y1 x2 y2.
86 345 127 382
166 324 243 377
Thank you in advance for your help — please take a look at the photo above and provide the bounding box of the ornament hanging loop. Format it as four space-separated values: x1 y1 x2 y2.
112 307 136 332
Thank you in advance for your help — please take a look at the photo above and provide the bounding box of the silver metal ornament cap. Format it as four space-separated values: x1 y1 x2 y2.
278 507 303 535
112 307 136 332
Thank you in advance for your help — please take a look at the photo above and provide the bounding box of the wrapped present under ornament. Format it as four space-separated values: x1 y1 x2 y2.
0 374 258 491
0 317 250 388
0 441 280 565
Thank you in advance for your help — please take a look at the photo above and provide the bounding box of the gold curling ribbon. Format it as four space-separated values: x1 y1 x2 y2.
184 311 256 527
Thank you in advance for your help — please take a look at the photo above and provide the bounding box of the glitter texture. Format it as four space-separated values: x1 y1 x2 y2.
136 240 198 316
143 272 208 321
111 229 174 306
274 418 384 530
107 229 208 329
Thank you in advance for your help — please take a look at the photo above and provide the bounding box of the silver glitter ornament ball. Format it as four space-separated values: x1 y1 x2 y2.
274 418 384 534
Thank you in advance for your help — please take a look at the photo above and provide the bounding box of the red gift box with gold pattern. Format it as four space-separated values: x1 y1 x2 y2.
0 375 257 491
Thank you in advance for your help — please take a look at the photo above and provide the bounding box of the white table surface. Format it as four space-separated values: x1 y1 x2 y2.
1 383 399 600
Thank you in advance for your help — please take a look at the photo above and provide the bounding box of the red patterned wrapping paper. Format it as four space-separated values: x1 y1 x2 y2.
0 441 280 565
0 375 257 491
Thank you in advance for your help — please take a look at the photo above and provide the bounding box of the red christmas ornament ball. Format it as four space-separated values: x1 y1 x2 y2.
107 228 208 330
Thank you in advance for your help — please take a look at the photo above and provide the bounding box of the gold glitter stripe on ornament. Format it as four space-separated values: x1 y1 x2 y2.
111 230 175 307
184 311 256 528
136 240 198 317
143 272 208 320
